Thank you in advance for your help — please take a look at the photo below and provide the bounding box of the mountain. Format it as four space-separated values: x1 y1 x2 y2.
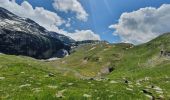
0 7 75 59
48 32 76 46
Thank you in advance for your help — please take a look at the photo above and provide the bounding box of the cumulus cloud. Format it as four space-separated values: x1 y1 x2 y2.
53 0 88 21
109 4 170 44
67 30 100 41
0 0 64 31
0 0 100 41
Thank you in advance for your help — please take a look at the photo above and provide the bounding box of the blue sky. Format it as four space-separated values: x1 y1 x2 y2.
12 0 170 43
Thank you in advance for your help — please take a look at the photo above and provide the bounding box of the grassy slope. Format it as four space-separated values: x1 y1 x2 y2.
50 43 130 77
0 54 150 100
1 33 170 99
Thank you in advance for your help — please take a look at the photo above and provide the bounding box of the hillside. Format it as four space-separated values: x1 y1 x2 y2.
48 33 170 99
1 33 170 99
0 54 153 100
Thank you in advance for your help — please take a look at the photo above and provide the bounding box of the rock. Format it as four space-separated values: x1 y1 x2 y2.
95 78 102 81
143 89 156 100
153 86 162 91
32 88 41 93
142 89 152 95
136 82 141 86
46 57 60 61
0 7 72 59
100 66 114 74
0 77 5 80
145 94 153 99
47 85 58 89
55 49 69 58
153 86 163 94
110 80 118 84
126 88 133 91
20 72 25 74
56 89 66 98
19 84 31 88
68 83 74 86
144 77 150 81
48 73 55 77
83 94 91 98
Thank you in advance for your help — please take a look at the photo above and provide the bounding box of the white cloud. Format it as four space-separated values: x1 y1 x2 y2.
0 0 100 41
65 18 71 27
67 30 100 41
109 4 170 44
53 0 88 21
0 0 64 30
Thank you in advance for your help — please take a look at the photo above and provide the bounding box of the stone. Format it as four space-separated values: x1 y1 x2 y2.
56 89 66 98
55 49 69 58
142 89 152 95
32 88 41 93
68 83 74 86
19 84 31 88
20 72 25 74
48 73 55 77
110 80 118 84
126 88 133 91
47 85 58 89
83 94 91 98
0 77 5 80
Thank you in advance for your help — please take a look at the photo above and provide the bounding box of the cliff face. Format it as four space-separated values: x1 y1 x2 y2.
0 7 72 59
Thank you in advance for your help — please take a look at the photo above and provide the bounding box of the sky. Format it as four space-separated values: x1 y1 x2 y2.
1 0 170 44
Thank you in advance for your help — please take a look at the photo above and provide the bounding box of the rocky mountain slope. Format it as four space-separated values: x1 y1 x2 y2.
0 7 74 59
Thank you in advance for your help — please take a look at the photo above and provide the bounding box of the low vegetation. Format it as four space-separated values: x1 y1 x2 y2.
1 33 170 100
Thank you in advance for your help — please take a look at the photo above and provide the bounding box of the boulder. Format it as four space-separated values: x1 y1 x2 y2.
55 49 69 58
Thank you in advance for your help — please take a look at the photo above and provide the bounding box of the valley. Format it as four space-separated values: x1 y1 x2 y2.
1 35 170 99
0 6 170 100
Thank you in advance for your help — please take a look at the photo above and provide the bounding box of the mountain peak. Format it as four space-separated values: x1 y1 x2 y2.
0 7 74 59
